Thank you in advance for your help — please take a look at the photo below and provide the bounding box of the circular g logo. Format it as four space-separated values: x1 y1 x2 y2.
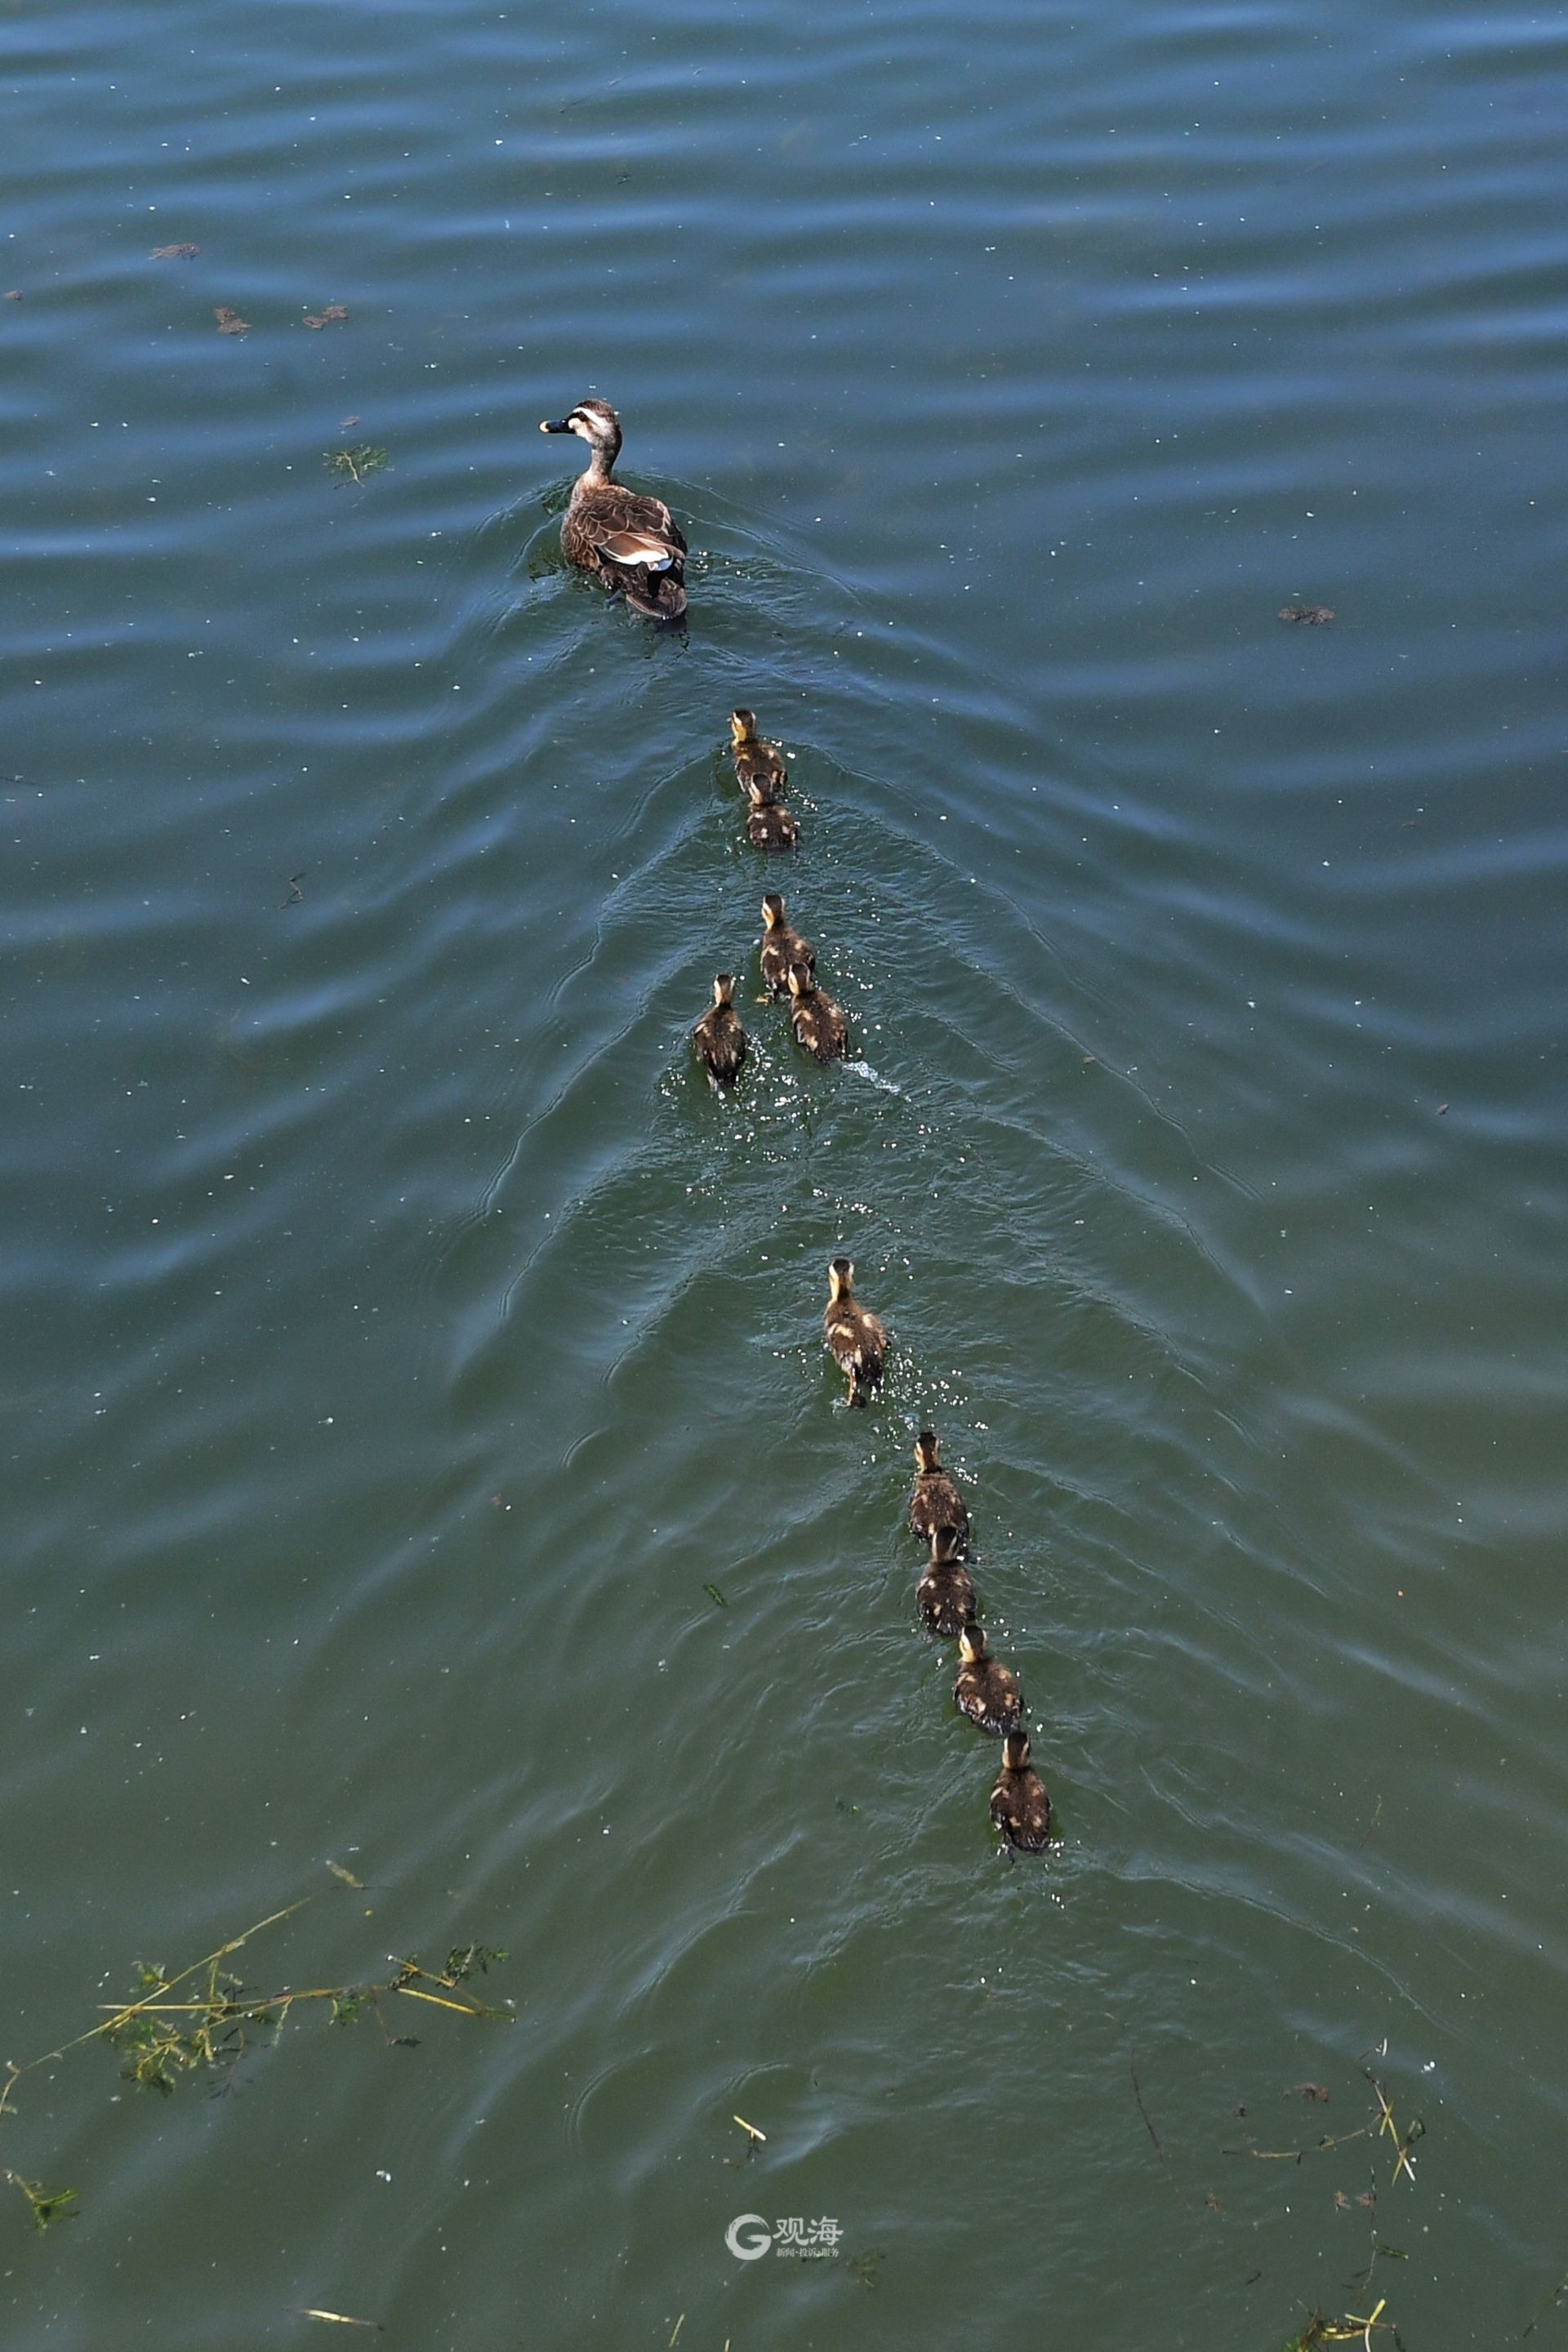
725 2213 772 2261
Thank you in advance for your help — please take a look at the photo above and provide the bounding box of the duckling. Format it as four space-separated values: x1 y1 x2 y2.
822 1256 889 1405
916 1525 976 1638
538 398 687 621
989 1731 1054 1851
953 1623 1022 1737
729 710 788 798
758 893 814 997
691 973 748 1091
909 1430 970 1548
787 961 848 1063
745 776 799 854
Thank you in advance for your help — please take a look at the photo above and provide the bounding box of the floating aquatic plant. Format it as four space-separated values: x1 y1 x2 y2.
2 1895 508 2233
323 442 388 483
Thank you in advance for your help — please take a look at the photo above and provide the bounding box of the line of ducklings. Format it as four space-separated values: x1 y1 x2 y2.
817 1255 1054 1855
692 889 849 1082
909 1423 1054 1855
690 703 1049 1852
690 710 849 1082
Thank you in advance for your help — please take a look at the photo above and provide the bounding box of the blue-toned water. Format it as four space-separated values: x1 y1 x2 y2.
2 2 1566 2345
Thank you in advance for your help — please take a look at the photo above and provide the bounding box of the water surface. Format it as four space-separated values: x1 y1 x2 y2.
2 1 1566 2344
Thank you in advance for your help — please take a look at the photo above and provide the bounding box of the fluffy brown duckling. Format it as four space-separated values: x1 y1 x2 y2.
759 893 814 997
729 709 788 797
908 1429 969 1548
916 1525 975 1638
691 973 748 1091
538 398 687 621
787 960 847 1062
989 1731 1054 1851
822 1255 889 1406
745 775 799 853
953 1623 1022 1737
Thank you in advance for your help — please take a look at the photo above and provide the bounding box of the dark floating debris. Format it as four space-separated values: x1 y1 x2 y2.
213 305 250 335
323 443 388 483
1279 604 1336 625
303 303 350 330
151 243 200 260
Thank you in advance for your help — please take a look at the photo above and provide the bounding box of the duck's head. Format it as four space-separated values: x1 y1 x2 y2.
958 1624 988 1664
1002 1731 1031 1771
761 892 788 930
915 1429 942 1472
745 775 776 808
711 973 737 1009
787 960 815 1000
826 1254 855 1302
929 1524 962 1565
539 398 622 462
730 709 759 745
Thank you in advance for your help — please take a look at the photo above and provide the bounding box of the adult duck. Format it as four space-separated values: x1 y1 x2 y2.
539 398 688 621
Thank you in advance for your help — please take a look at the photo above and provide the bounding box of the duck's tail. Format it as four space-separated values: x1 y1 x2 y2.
623 570 688 622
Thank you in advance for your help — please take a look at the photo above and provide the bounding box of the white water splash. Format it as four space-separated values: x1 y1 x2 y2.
845 1058 902 1095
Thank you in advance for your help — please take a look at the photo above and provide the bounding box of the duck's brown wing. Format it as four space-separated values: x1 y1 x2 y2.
693 1009 747 1088
990 1767 1053 1850
747 804 798 853
857 1307 888 1374
910 1473 969 1542
917 1565 975 1637
568 486 688 618
794 993 847 1062
736 744 787 795
984 1664 1024 1735
956 1661 1021 1735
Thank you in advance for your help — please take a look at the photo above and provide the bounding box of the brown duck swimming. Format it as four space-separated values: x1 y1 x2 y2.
916 1525 975 1638
538 398 687 621
729 709 787 797
989 1731 1053 1851
953 1623 1022 1737
745 776 799 853
822 1255 888 1405
691 973 748 1090
787 960 847 1062
759 893 813 997
909 1429 969 1548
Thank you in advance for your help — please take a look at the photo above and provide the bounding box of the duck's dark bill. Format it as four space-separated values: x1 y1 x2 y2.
540 417 573 434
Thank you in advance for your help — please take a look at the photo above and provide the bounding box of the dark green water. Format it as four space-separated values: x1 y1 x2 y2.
2 1 1566 2344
